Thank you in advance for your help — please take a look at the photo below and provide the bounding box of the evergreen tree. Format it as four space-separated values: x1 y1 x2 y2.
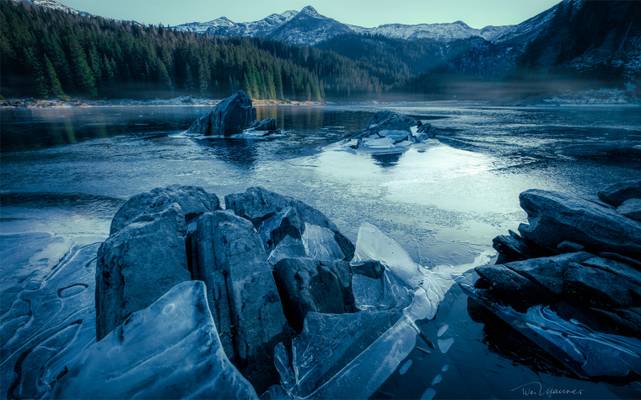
44 55 65 97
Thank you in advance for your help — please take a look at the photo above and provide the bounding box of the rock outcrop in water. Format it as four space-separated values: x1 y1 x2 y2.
188 90 256 136
81 184 445 398
335 111 434 155
464 180 641 379
187 91 279 137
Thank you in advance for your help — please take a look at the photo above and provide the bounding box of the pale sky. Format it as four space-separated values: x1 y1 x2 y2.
59 0 562 28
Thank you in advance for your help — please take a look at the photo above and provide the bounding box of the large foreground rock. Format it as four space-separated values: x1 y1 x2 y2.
96 205 190 340
97 186 219 339
189 210 288 391
518 189 641 258
273 258 356 332
54 281 258 399
110 185 219 234
225 187 354 260
188 91 257 136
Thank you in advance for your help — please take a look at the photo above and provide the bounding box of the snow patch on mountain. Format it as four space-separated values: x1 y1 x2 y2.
11 0 82 15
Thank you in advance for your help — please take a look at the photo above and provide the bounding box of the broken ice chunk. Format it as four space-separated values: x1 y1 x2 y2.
53 281 258 399
301 223 345 261
353 222 422 287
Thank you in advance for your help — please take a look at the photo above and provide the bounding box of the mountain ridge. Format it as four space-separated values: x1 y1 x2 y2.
174 5 514 45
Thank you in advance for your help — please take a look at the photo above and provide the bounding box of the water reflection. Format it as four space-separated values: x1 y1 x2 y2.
371 153 403 167
195 137 259 168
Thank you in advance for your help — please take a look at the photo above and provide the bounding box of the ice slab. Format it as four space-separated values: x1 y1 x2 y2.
0 233 99 399
301 223 345 261
53 281 258 399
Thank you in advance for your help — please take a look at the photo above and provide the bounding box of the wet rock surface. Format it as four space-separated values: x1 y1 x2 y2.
469 184 641 380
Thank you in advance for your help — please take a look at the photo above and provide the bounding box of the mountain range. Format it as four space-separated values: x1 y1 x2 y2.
175 5 511 45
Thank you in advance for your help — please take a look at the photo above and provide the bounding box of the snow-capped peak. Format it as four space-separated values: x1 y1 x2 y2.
12 0 81 15
299 6 321 17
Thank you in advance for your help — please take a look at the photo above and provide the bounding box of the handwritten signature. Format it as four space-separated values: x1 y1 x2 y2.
511 381 584 398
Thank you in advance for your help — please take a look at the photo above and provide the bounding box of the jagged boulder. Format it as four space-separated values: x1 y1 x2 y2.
598 179 641 207
189 210 288 391
55 281 258 400
110 185 219 234
96 205 190 340
273 258 356 332
225 187 354 260
476 252 641 314
188 91 257 136
492 229 543 263
97 186 219 339
518 189 641 258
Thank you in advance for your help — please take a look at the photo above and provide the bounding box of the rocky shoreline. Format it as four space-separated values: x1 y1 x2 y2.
0 96 321 109
464 179 641 380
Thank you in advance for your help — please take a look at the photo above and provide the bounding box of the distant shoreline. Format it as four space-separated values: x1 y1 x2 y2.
0 97 324 109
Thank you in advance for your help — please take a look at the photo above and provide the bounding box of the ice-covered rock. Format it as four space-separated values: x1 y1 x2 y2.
274 309 401 398
267 235 307 265
335 111 436 155
617 198 641 221
189 210 288 391
273 258 356 331
96 204 190 340
350 259 385 279
518 189 641 258
225 187 354 260
110 185 220 234
598 179 641 207
259 206 303 251
53 281 258 399
188 90 257 136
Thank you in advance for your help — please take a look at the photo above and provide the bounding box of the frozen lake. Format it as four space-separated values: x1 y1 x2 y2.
1 102 640 398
